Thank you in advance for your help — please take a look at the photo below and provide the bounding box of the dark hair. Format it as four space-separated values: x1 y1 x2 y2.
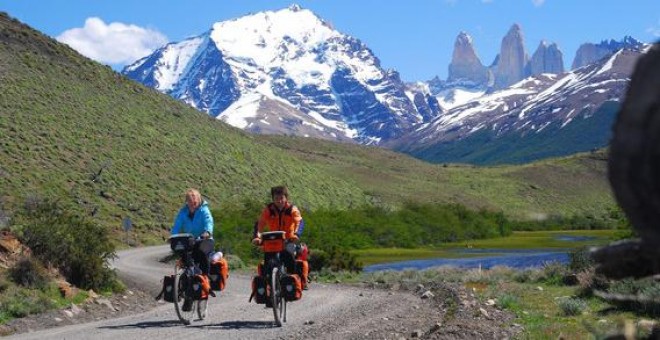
270 185 289 199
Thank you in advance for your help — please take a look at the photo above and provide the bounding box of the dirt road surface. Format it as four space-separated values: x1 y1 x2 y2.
4 245 447 340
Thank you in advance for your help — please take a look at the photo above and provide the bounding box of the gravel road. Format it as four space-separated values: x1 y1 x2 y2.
3 245 445 340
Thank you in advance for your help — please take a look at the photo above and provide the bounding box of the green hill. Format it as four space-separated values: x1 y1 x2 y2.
261 135 615 219
0 12 616 242
0 13 367 232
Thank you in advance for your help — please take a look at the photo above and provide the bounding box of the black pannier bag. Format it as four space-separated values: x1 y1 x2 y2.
155 275 175 303
249 276 269 304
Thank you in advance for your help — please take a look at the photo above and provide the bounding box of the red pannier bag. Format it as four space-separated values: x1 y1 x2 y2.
281 274 302 301
209 257 229 291
191 274 211 300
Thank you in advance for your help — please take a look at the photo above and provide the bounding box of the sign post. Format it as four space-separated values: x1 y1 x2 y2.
123 216 132 245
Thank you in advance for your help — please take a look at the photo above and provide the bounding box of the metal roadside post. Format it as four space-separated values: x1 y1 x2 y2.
123 216 132 245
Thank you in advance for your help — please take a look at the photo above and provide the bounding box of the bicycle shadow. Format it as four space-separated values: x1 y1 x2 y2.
98 320 184 329
192 320 276 330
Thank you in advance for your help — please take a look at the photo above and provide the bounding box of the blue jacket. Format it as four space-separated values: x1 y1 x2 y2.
171 201 214 238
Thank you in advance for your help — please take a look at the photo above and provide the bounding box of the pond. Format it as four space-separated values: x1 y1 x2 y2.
360 233 607 272
363 249 570 272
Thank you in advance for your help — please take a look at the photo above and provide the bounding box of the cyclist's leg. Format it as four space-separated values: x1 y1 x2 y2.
281 250 296 274
192 240 214 275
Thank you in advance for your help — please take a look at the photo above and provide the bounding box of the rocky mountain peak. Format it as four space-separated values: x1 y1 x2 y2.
571 36 645 69
447 31 490 85
529 40 564 75
492 23 529 89
289 3 303 12
124 6 439 145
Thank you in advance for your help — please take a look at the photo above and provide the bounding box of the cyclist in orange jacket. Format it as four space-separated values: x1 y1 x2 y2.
252 185 308 288
252 185 301 242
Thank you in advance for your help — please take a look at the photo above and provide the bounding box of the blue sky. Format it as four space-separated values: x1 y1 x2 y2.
2 0 659 81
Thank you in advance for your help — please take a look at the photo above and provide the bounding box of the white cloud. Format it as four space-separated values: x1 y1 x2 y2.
531 0 545 6
648 19 660 37
56 17 168 65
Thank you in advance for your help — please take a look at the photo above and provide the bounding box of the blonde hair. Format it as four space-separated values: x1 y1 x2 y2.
185 188 201 201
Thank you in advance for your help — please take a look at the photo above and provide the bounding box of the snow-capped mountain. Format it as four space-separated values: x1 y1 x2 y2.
391 45 650 164
123 5 439 144
123 5 650 165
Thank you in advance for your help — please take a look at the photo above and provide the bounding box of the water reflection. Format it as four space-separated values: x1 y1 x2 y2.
554 235 597 242
363 250 569 272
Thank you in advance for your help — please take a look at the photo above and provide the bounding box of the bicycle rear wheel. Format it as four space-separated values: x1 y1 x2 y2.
271 267 286 326
197 298 208 320
173 265 197 325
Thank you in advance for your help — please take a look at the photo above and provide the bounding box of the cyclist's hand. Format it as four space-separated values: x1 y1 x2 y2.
287 235 299 243
201 231 211 239
251 238 262 246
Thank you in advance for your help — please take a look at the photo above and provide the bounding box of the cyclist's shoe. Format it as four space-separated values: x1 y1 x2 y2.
265 300 273 308
303 284 309 290
182 298 193 312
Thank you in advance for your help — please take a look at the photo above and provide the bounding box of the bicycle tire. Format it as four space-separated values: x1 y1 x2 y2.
197 298 208 320
271 267 285 326
173 264 196 325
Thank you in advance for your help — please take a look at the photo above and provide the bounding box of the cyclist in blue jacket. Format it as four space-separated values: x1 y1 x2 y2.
171 188 214 275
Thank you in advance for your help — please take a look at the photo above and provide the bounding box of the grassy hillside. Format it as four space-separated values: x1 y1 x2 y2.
261 135 615 219
0 12 616 244
0 13 367 236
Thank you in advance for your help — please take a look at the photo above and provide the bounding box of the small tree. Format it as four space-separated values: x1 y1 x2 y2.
12 197 120 292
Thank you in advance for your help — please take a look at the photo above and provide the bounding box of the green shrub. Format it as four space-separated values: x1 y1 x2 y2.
0 286 55 320
513 269 535 283
607 278 640 296
11 197 120 292
639 281 660 299
557 297 587 316
308 248 329 272
568 247 594 272
539 261 568 285
225 254 245 270
8 257 49 289
608 277 660 299
307 247 362 272
497 293 520 310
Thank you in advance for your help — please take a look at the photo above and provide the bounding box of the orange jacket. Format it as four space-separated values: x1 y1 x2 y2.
256 202 302 240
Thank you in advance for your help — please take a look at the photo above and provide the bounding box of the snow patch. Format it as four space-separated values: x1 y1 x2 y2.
217 94 261 129
594 50 622 77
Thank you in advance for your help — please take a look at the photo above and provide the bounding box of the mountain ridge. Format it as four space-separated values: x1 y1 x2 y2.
394 48 644 164
123 6 438 145
0 11 617 231
122 7 647 166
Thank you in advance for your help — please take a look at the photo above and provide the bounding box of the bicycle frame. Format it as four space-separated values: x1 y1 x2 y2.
259 231 288 326
169 233 209 325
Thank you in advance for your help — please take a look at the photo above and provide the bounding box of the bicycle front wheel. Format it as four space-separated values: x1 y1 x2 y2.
271 267 286 326
173 265 197 325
